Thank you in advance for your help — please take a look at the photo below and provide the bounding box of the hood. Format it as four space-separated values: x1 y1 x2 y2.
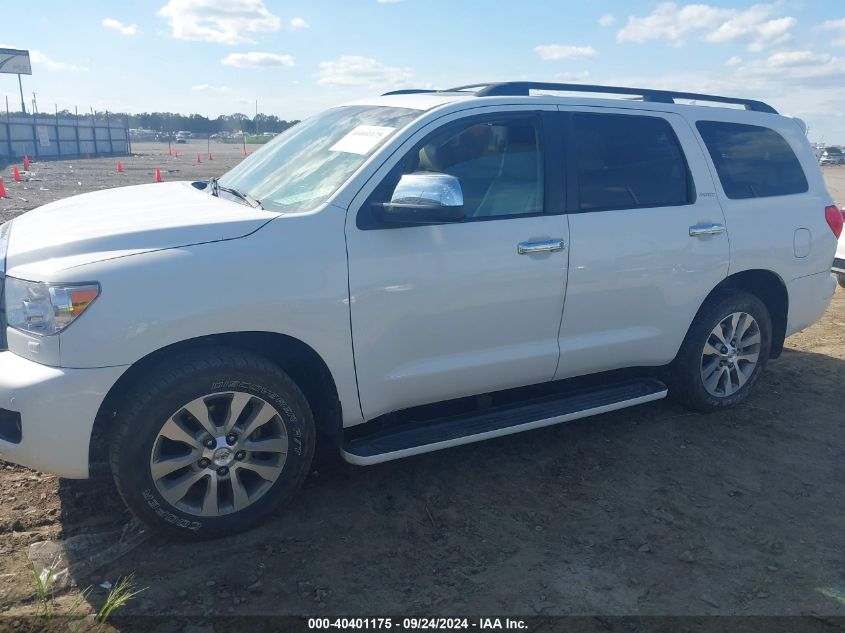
5 181 278 278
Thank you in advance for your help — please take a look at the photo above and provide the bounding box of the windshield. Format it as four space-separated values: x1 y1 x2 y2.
218 105 421 212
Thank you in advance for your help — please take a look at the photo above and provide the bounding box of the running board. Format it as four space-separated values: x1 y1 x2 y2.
341 378 668 466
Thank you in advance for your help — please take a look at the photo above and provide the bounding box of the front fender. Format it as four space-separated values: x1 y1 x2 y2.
48 208 362 426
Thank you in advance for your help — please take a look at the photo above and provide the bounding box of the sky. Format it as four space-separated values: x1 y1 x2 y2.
2 0 845 142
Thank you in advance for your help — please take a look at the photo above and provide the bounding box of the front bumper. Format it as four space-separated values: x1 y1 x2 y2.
785 271 837 337
0 351 126 478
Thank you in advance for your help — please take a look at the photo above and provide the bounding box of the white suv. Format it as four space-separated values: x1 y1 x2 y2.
0 82 839 537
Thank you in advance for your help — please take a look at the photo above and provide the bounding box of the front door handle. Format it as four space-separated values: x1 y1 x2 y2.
689 223 726 237
517 240 565 255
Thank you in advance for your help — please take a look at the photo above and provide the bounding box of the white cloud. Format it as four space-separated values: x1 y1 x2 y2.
726 55 742 66
29 50 88 72
617 3 731 46
554 71 591 82
376 0 403 3
315 55 412 87
820 18 845 47
221 52 294 68
736 49 845 81
534 44 598 60
102 18 139 36
192 83 229 92
617 2 795 51
761 50 831 67
290 17 309 29
159 0 281 45
598 14 615 28
704 6 794 52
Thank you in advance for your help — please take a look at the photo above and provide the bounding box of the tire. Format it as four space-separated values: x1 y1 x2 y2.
668 289 772 412
837 272 845 289
109 348 315 538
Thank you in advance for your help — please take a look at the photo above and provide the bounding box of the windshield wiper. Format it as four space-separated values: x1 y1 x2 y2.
208 177 263 209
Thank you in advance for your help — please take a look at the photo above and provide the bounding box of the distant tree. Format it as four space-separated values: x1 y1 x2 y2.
8 109 300 135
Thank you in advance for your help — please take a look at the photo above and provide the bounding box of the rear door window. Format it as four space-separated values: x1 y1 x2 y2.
570 112 693 212
696 121 808 199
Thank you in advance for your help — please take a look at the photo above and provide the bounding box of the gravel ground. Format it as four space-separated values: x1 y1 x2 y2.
1 148 845 621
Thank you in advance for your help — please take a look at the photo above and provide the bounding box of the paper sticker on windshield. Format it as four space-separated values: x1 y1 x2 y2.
329 125 395 155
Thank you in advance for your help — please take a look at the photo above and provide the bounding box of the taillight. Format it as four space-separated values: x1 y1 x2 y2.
825 205 843 238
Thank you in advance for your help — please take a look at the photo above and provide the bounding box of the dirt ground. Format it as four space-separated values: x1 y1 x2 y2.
1 148 845 622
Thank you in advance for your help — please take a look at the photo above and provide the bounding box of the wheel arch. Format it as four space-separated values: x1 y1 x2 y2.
703 269 788 358
88 331 343 474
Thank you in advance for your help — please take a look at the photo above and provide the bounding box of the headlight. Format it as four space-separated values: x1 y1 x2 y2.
4 278 100 336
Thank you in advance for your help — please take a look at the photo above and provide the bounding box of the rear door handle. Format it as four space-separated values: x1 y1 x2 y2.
689 224 726 237
517 240 565 255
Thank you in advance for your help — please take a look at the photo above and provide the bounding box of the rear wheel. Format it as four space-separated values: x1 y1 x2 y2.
669 290 772 412
109 349 315 538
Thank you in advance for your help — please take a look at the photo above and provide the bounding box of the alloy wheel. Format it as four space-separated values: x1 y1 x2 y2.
700 311 761 398
149 391 288 517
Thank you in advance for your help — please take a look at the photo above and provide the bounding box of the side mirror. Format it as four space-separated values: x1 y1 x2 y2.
375 173 465 225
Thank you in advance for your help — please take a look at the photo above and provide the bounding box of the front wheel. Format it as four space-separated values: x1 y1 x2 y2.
669 290 772 412
109 349 315 538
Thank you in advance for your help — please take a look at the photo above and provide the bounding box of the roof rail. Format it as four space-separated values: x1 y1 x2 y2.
381 89 438 96
441 82 778 114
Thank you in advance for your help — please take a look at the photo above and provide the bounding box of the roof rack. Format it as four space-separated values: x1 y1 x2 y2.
381 89 438 96
382 82 778 114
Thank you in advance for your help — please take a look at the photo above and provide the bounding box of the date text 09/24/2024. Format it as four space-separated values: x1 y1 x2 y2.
307 618 528 630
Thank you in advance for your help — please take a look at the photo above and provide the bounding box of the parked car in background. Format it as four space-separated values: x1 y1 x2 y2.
834 212 845 287
820 147 844 165
0 81 838 538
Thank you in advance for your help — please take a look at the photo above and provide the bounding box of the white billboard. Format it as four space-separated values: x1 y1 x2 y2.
0 49 32 75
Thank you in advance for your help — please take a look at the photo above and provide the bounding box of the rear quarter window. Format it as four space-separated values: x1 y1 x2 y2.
696 121 808 200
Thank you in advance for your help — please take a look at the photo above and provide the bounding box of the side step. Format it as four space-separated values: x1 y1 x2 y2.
341 378 668 465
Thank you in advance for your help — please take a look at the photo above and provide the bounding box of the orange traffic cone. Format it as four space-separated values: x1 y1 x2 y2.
196 153 201 164
0 177 6 198
155 167 162 182
23 155 30 170
12 166 21 182
208 153 213 161
117 161 123 173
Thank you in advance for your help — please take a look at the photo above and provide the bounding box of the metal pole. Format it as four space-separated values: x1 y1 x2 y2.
31 92 38 115
17 74 25 113
5 95 12 158
30 94 38 159
105 109 114 154
74 106 80 156
55 104 61 158
91 107 98 155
